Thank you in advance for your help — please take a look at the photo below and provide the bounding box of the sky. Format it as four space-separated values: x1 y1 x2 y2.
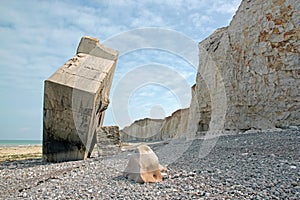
0 0 242 140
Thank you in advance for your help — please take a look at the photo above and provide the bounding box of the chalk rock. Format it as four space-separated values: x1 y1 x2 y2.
161 108 189 139
187 84 204 139
120 108 189 142
121 118 164 142
191 0 300 132
43 36 118 162
124 145 164 183
91 126 121 157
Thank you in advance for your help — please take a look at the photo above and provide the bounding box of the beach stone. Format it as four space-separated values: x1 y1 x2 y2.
291 181 298 187
43 36 118 162
123 145 164 183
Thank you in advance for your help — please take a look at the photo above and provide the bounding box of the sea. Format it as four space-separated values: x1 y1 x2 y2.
0 140 42 147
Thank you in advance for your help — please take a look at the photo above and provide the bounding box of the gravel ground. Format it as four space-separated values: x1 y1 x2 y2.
0 128 299 199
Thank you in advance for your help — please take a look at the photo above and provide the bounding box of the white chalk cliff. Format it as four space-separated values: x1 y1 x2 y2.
190 0 300 133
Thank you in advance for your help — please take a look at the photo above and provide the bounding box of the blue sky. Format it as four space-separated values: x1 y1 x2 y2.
0 0 241 140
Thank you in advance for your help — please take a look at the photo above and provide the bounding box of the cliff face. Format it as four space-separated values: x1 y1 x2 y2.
161 108 189 139
120 109 189 142
121 0 300 141
191 0 300 132
120 118 164 142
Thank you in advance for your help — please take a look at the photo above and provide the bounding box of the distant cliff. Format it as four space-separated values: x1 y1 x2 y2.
161 108 189 139
120 108 189 142
121 118 164 142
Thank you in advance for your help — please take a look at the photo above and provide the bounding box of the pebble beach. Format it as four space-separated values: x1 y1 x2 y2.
0 128 299 199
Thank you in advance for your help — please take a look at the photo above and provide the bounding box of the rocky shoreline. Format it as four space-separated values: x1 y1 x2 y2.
0 128 299 199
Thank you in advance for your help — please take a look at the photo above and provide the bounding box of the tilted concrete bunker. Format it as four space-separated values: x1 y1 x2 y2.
43 36 118 162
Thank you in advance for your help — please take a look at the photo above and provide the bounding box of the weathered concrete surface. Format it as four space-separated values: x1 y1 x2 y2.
191 0 300 133
43 36 118 162
91 126 121 157
123 145 163 183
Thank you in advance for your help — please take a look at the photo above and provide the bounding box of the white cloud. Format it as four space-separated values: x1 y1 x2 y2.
213 0 241 14
190 14 214 28
130 10 165 27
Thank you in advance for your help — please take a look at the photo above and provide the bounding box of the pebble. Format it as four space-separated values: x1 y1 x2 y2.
291 181 298 187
